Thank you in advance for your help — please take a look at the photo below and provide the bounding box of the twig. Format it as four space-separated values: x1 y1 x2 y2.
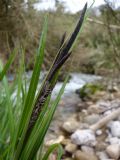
90 107 120 131
87 18 120 30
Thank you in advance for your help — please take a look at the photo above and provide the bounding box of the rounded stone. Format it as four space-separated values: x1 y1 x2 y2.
74 150 98 160
106 144 120 159
65 143 77 153
84 114 100 125
71 129 96 147
108 121 120 138
62 119 79 133
81 146 94 154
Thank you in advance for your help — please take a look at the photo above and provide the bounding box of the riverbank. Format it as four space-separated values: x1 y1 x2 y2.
45 87 120 160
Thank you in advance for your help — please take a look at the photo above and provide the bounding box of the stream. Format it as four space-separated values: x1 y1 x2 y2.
8 71 102 129
8 71 101 113
53 73 101 97
52 73 101 118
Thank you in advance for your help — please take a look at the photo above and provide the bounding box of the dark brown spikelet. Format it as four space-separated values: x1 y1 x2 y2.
59 32 66 48
26 3 87 139
55 2 87 63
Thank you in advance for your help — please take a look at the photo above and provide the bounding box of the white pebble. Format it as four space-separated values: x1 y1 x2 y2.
108 121 120 138
107 137 120 146
96 129 102 136
71 129 96 147
96 151 109 160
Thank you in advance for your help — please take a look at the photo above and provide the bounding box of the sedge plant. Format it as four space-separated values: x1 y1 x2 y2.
0 3 87 160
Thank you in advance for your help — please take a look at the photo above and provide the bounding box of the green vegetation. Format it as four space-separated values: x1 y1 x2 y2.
0 0 119 75
0 4 87 159
77 83 103 100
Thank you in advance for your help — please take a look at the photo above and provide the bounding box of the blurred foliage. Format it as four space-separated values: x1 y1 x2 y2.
98 1 120 71
76 83 104 100
0 0 120 75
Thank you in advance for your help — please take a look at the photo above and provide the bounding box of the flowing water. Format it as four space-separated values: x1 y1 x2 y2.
52 73 101 122
53 73 101 97
7 71 101 116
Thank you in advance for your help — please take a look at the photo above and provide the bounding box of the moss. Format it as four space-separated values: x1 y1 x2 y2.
77 83 103 99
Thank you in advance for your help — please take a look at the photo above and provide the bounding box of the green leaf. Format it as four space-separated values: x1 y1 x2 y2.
0 49 17 81
14 16 48 160
42 144 63 160
20 76 68 160
0 60 15 156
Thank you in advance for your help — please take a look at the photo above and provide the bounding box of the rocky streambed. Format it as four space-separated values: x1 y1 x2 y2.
43 73 120 160
7 72 120 159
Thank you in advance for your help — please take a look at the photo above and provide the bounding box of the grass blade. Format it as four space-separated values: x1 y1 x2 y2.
19 76 68 160
0 60 15 156
42 144 63 160
0 49 17 81
14 17 48 159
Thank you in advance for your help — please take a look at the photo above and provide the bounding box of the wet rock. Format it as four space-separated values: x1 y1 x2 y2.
95 142 108 151
45 135 64 146
106 129 113 140
87 104 101 114
108 121 120 138
96 151 109 160
106 144 120 159
107 85 119 93
98 99 120 112
71 129 96 146
107 137 120 145
65 143 77 154
81 146 94 155
97 131 108 143
86 101 94 106
84 114 100 125
76 102 88 111
62 118 79 134
104 110 112 116
61 138 71 146
79 123 89 129
81 109 88 116
74 150 98 160
77 110 88 122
